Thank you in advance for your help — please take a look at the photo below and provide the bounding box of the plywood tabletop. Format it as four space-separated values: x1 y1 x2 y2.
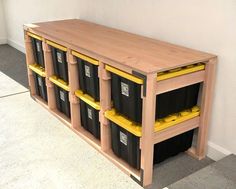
24 19 216 74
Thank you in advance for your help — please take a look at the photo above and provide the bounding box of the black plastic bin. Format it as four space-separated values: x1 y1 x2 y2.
54 85 70 118
185 83 200 109
111 72 200 123
80 100 100 139
31 37 44 67
111 73 142 123
50 44 68 83
76 54 100 101
32 72 47 102
110 121 194 170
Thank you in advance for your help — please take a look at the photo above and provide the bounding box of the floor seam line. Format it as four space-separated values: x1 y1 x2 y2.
0 90 29 99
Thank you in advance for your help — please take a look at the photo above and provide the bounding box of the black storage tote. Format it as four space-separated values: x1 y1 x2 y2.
110 121 194 169
29 33 45 67
54 85 70 118
108 66 200 124
32 72 47 102
80 100 100 139
73 51 100 101
111 73 142 123
48 41 69 83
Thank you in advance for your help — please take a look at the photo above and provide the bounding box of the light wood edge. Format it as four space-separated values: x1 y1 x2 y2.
153 117 200 144
196 57 217 159
155 70 205 95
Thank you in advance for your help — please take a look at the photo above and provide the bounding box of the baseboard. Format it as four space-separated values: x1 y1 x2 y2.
0 38 7 44
207 141 231 161
7 39 25 53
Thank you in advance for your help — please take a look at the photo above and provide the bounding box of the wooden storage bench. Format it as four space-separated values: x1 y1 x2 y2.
24 19 217 187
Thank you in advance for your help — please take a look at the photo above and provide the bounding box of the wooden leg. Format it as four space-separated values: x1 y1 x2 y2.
140 73 156 186
99 62 112 151
67 50 80 129
43 41 56 110
46 78 56 110
196 58 217 159
27 69 36 95
24 32 35 94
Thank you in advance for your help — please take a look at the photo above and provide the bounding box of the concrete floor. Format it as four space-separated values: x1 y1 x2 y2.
168 155 236 189
0 44 215 189
0 74 142 189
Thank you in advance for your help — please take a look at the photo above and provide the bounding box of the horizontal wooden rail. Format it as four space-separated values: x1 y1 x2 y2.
155 70 205 95
152 117 200 144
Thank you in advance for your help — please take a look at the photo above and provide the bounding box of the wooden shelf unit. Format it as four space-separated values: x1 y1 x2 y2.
24 19 217 187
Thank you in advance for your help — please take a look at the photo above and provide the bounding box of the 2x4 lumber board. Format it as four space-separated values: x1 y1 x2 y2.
99 62 112 151
156 70 205 95
43 42 57 110
24 19 216 74
140 73 157 186
68 50 81 130
196 58 217 159
152 117 200 144
102 149 141 180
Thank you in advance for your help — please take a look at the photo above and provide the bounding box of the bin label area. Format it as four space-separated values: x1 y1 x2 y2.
121 82 129 97
60 91 65 101
36 42 41 52
37 77 43 86
87 108 93 119
84 65 91 78
120 131 127 146
57 52 63 63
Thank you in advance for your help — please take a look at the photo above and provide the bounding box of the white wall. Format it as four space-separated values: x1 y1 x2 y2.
0 0 7 44
79 0 236 160
2 0 236 160
2 0 80 52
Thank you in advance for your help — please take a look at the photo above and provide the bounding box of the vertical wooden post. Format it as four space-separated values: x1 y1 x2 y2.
99 62 112 151
24 31 36 95
68 50 80 130
43 41 56 110
140 73 157 186
196 57 217 159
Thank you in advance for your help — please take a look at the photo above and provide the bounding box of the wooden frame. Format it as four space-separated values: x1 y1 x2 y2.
23 19 217 187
